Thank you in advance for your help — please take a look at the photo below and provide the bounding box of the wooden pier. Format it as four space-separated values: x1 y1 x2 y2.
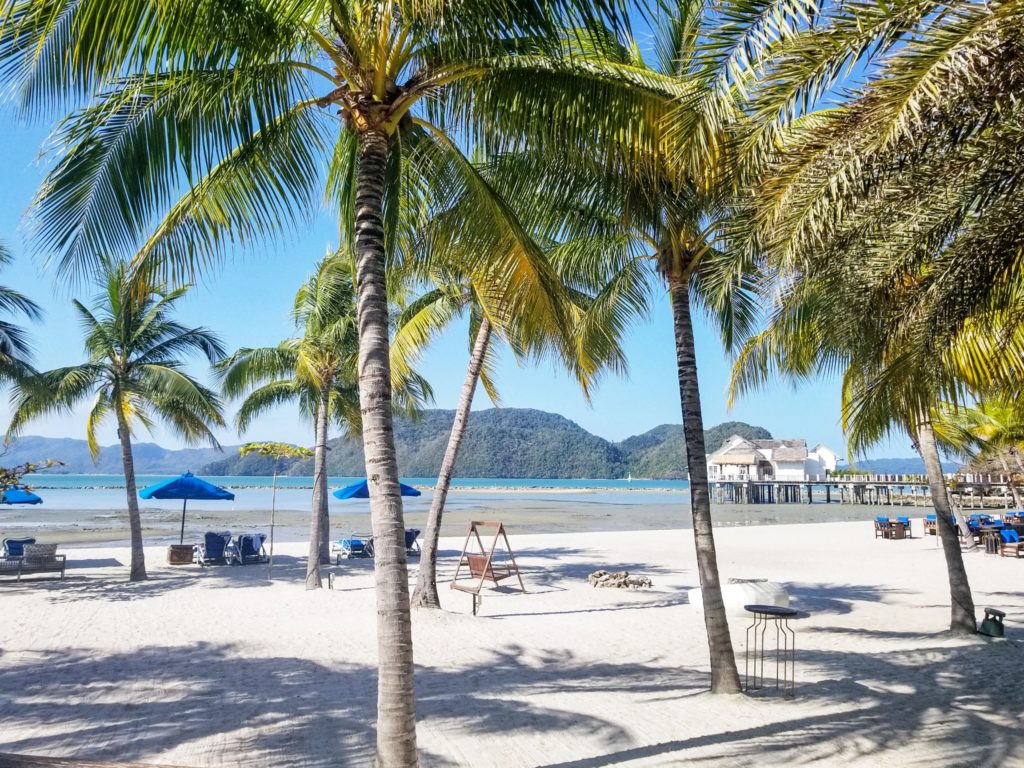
710 474 1020 508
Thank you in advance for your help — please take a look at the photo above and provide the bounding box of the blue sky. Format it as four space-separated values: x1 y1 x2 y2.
0 111 914 461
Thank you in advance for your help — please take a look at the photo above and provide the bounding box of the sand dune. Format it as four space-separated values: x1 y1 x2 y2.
1 521 1022 767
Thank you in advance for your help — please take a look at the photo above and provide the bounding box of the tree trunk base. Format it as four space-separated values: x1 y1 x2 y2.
411 585 441 610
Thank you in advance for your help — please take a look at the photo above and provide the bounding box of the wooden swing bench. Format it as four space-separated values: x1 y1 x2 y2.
450 521 525 615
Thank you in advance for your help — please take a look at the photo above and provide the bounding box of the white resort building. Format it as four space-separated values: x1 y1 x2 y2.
706 435 841 482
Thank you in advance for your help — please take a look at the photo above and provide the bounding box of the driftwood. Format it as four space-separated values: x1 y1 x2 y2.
587 570 652 589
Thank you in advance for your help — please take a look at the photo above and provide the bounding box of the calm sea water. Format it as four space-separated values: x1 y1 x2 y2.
15 474 690 513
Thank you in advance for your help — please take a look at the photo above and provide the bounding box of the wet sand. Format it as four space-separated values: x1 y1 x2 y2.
0 488 914 548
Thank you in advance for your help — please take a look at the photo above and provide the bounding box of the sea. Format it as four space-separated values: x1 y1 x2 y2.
17 474 691 513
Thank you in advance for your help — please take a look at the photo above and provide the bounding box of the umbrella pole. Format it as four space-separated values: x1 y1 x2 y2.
180 499 187 545
268 468 278 580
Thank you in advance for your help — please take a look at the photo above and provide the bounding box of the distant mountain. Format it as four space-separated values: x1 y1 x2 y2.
1 435 227 474
842 457 959 475
6 419 953 480
202 408 774 480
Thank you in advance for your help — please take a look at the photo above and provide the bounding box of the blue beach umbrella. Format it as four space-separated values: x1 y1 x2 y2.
333 479 422 500
1 488 43 504
139 472 235 544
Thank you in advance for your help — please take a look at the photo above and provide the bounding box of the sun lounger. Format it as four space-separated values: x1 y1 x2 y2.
193 531 232 566
405 529 421 557
1000 529 1024 558
2 537 36 558
0 543 65 581
227 533 268 565
332 534 374 563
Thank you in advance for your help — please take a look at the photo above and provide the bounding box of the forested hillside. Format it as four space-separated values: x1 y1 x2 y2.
201 409 771 479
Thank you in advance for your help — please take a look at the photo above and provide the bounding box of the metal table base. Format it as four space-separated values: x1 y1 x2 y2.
744 604 799 697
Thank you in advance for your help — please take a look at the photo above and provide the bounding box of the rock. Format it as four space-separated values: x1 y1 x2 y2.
587 570 653 589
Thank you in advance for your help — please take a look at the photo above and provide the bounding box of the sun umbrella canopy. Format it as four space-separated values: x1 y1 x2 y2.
333 479 421 500
1 488 43 504
139 472 234 545
139 472 235 501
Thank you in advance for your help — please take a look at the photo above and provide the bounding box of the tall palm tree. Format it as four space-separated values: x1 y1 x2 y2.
218 254 432 590
0 4 629 757
461 4 783 686
6 259 225 581
398 250 643 609
0 241 43 380
727 246 1005 633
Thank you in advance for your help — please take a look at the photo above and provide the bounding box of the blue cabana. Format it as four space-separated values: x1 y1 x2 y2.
139 472 235 543
333 479 421 500
1 488 43 504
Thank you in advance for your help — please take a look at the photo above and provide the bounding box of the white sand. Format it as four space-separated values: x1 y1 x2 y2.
1 521 1022 767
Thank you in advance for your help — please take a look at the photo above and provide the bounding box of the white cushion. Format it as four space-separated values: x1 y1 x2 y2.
688 581 789 617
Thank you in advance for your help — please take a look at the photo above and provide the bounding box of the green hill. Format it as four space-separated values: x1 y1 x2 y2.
201 408 772 479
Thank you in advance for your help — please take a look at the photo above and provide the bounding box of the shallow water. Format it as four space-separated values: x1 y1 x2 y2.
1 476 929 547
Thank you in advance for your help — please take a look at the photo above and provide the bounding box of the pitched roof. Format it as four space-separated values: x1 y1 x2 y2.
773 446 808 461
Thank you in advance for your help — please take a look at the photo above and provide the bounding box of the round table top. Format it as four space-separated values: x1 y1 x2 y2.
744 604 799 618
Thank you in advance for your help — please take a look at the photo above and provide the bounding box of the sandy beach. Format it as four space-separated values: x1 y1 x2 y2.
1 520 1022 767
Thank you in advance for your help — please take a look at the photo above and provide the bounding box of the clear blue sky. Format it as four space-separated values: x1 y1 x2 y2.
0 112 914 461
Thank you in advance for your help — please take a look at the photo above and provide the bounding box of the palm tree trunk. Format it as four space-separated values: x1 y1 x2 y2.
306 385 331 590
412 316 492 609
668 274 741 694
353 127 418 767
115 408 146 582
916 416 976 634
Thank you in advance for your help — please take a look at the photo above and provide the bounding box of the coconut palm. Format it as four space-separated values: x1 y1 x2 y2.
398 247 645 609
0 3 631 756
5 259 225 582
742 0 1024 377
218 254 432 590
933 398 1024 508
0 241 43 380
456 0 791 686
727 244 1006 633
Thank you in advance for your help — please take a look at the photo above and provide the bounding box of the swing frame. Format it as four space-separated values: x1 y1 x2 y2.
451 521 525 613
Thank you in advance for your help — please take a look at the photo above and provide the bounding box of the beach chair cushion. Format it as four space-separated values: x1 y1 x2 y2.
404 529 420 550
1001 530 1021 544
205 531 230 559
2 537 36 557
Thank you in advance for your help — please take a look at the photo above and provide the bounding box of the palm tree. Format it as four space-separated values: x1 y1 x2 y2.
740 0 1024 387
218 254 432 590
0 241 43 380
399 248 642 609
461 7 779 688
933 399 1024 508
727 247 992 633
6 259 225 581
0 4 629 757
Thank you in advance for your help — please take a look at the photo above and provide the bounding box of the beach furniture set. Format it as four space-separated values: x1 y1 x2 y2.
874 516 913 539
193 531 269 566
0 537 66 581
962 513 1024 557
916 512 1024 558
332 529 421 564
